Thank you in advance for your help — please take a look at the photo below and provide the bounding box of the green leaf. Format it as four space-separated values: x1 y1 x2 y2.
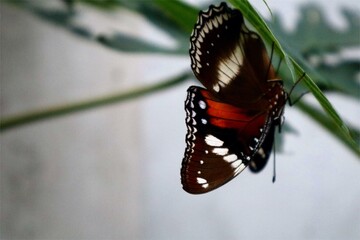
97 32 183 54
3 0 359 157
229 0 357 154
116 0 193 53
293 5 359 50
77 0 120 10
268 5 360 98
152 0 199 34
95 0 198 54
297 101 360 157
316 60 360 97
0 72 191 131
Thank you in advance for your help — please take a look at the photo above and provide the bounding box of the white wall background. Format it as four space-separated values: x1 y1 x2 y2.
1 0 359 239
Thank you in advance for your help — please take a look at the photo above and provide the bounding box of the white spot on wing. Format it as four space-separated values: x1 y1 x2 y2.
212 147 229 156
216 15 223 25
217 44 243 86
257 148 266 159
233 163 246 176
206 21 213 30
205 135 224 147
231 44 243 65
196 177 207 184
195 54 201 61
213 83 220 92
203 25 209 33
212 18 219 28
223 154 238 162
195 40 201 48
199 100 206 109
231 160 242 169
202 183 209 189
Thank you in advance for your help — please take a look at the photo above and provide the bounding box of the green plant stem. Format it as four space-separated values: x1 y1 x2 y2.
0 72 191 132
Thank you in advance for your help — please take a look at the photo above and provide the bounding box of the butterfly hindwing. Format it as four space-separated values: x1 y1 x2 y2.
248 124 275 172
181 86 273 194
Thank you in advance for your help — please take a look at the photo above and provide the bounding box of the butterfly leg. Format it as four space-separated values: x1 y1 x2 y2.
286 72 307 106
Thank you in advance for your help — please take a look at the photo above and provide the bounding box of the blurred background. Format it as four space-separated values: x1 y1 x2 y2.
1 0 359 239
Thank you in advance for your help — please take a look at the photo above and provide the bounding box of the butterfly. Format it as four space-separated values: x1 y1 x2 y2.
181 2 288 194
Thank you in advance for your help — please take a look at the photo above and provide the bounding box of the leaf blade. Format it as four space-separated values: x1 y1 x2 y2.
229 0 358 154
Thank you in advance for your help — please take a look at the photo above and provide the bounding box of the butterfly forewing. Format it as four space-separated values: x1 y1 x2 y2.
189 2 278 110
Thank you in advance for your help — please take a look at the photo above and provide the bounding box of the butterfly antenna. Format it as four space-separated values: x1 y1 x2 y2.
272 132 277 183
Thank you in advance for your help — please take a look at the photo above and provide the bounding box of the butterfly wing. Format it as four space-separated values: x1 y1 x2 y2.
182 2 288 193
181 86 273 194
189 2 277 110
248 124 275 172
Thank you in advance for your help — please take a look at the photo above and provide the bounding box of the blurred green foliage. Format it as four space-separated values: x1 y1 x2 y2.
2 0 359 156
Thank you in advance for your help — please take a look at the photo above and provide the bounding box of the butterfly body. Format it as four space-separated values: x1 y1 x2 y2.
182 2 287 194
